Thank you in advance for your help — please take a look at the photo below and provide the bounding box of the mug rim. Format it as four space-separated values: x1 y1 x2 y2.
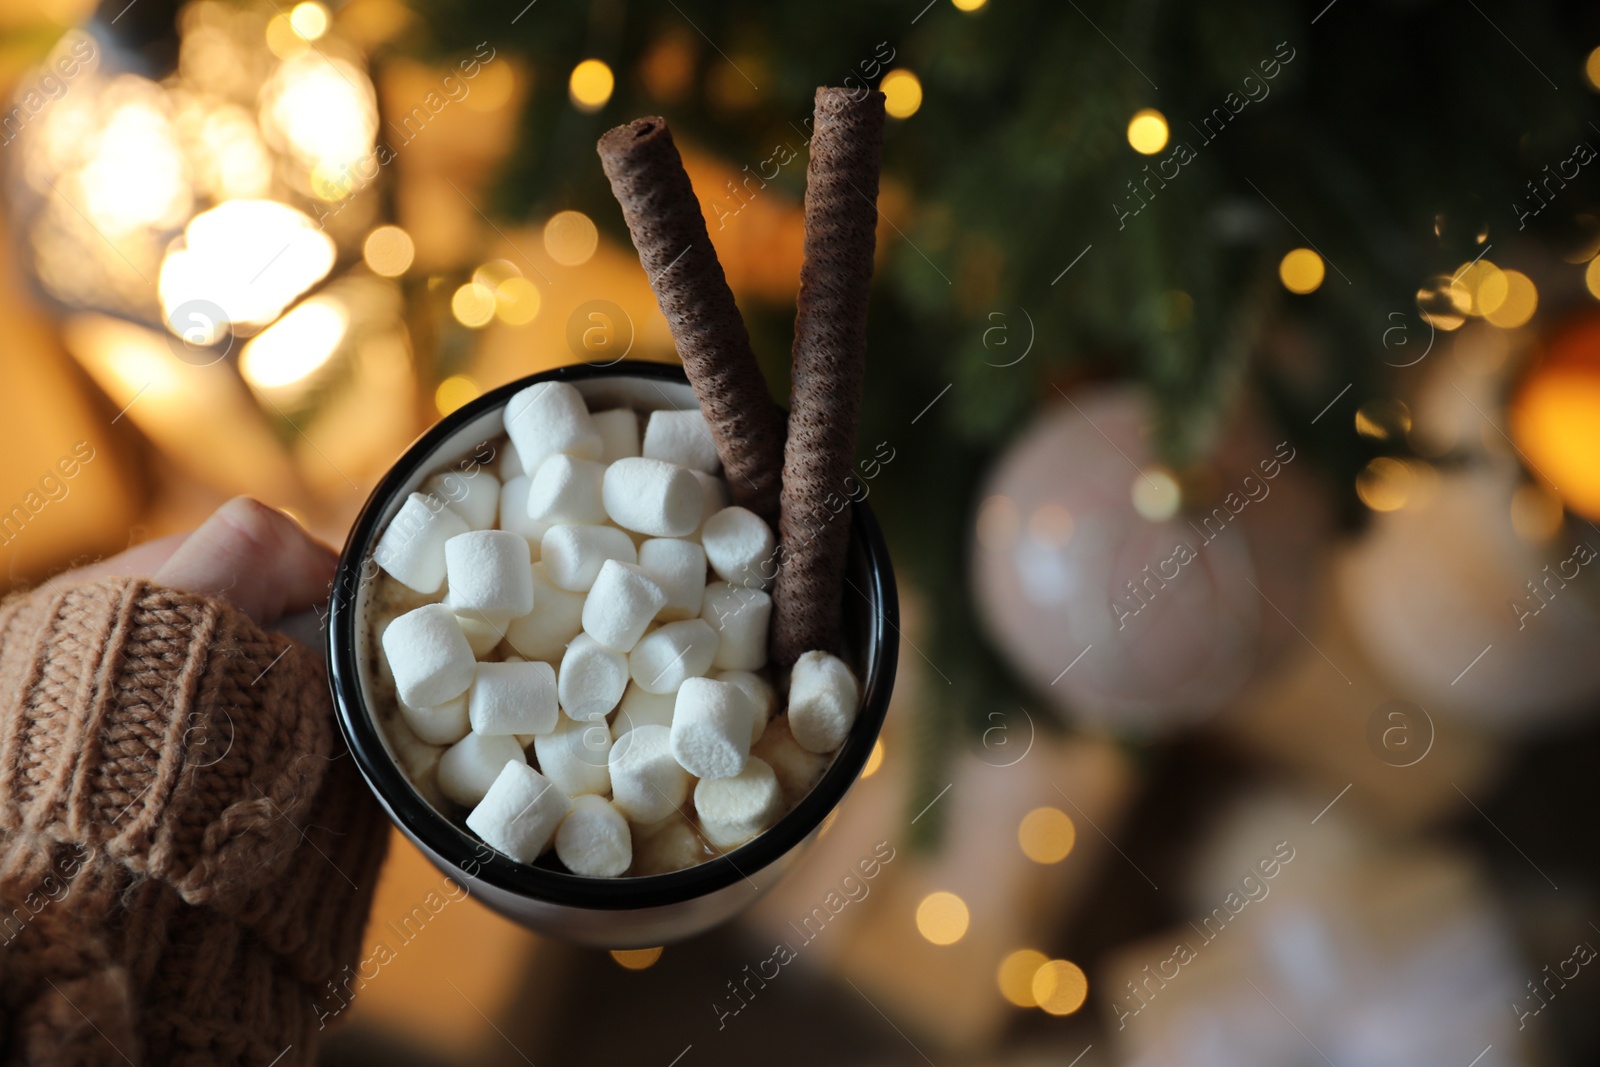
327 360 899 910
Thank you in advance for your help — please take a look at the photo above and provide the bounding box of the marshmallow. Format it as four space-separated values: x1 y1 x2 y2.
690 471 730 536
582 560 667 652
444 530 534 624
701 506 776 589
636 538 707 620
714 670 775 744
469 660 559 736
642 409 720 473
533 711 613 796
670 676 755 780
701 582 770 671
399 693 470 746
498 437 523 481
558 633 629 721
632 815 713 875
465 761 569 862
542 524 637 592
554 793 632 877
610 684 676 739
455 613 504 657
383 604 477 707
787 651 860 753
504 381 603 475
629 619 718 694
504 563 585 661
591 408 641 462
438 731 527 807
602 458 703 538
751 715 829 805
374 492 471 594
694 757 782 849
427 469 499 530
608 724 691 824
526 454 608 526
498 476 552 550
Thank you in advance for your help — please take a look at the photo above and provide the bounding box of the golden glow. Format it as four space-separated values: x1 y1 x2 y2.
159 200 336 332
435 374 481 415
452 283 497 328
862 738 885 778
1511 483 1564 542
1279 248 1325 294
544 210 600 266
569 59 616 111
1512 368 1600 520
881 69 923 119
976 494 1019 549
1586 45 1600 90
1126 108 1169 155
363 225 415 277
610 947 663 970
915 891 970 945
953 0 989 9
1018 806 1076 864
1131 468 1181 522
495 276 542 325
1586 256 1600 301
998 949 1049 1007
1354 398 1412 441
289 2 330 39
1027 504 1075 548
1356 457 1414 512
1032 959 1089 1015
1485 270 1537 329
239 296 348 389
1455 259 1507 317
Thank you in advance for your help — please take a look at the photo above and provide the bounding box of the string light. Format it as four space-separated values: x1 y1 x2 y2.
611 947 664 970
570 59 615 111
1032 959 1089 1015
881 70 923 119
1278 248 1325 294
1126 108 1168 155
998 949 1049 1007
915 891 970 945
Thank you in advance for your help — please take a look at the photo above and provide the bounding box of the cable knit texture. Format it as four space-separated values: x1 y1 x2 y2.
0 577 388 1066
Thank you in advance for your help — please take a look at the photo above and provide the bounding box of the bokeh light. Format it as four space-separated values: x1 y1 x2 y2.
881 70 923 119
916 891 970 945
570 59 615 111
997 949 1049 1007
544 210 600 266
1279 248 1325 294
1018 806 1076 863
1127 108 1169 155
1032 959 1089 1015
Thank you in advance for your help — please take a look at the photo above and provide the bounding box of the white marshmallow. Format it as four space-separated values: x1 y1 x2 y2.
701 507 775 589
498 437 523 481
558 633 629 721
503 563 586 661
438 731 527 807
504 381 603 476
602 458 703 538
591 408 641 462
631 815 712 875
752 715 828 804
455 613 504 657
532 711 613 796
610 685 676 739
498 476 552 550
542 524 637 591
690 471 730 536
374 492 470 594
469 660 559 736
427 469 499 530
629 619 718 694
526 454 608 526
608 724 691 824
444 530 534 624
694 757 782 848
670 676 755 780
642 409 720 473
465 761 569 861
714 670 775 744
383 604 477 707
554 793 632 877
399 693 469 746
582 560 667 652
636 539 707 621
701 582 770 670
787 650 860 753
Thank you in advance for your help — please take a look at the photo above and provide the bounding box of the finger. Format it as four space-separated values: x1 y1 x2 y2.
61 533 190 585
153 497 338 625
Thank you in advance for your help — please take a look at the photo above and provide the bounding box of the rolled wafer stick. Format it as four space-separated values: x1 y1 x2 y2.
597 117 787 521
770 88 886 667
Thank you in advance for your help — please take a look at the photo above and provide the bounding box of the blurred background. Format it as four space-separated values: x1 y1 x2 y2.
4 0 1600 1062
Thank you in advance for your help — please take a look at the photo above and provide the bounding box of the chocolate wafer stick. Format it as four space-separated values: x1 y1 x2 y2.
597 117 787 522
770 88 886 666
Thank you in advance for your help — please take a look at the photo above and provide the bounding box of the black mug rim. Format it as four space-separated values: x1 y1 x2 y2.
327 360 899 910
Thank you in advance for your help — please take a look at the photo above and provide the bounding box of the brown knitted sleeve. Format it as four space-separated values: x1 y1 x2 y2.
0 577 388 1067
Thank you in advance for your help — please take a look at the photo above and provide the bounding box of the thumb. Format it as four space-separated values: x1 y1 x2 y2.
153 497 337 626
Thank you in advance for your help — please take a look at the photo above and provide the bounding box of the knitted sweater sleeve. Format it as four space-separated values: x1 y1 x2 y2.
0 577 388 1067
